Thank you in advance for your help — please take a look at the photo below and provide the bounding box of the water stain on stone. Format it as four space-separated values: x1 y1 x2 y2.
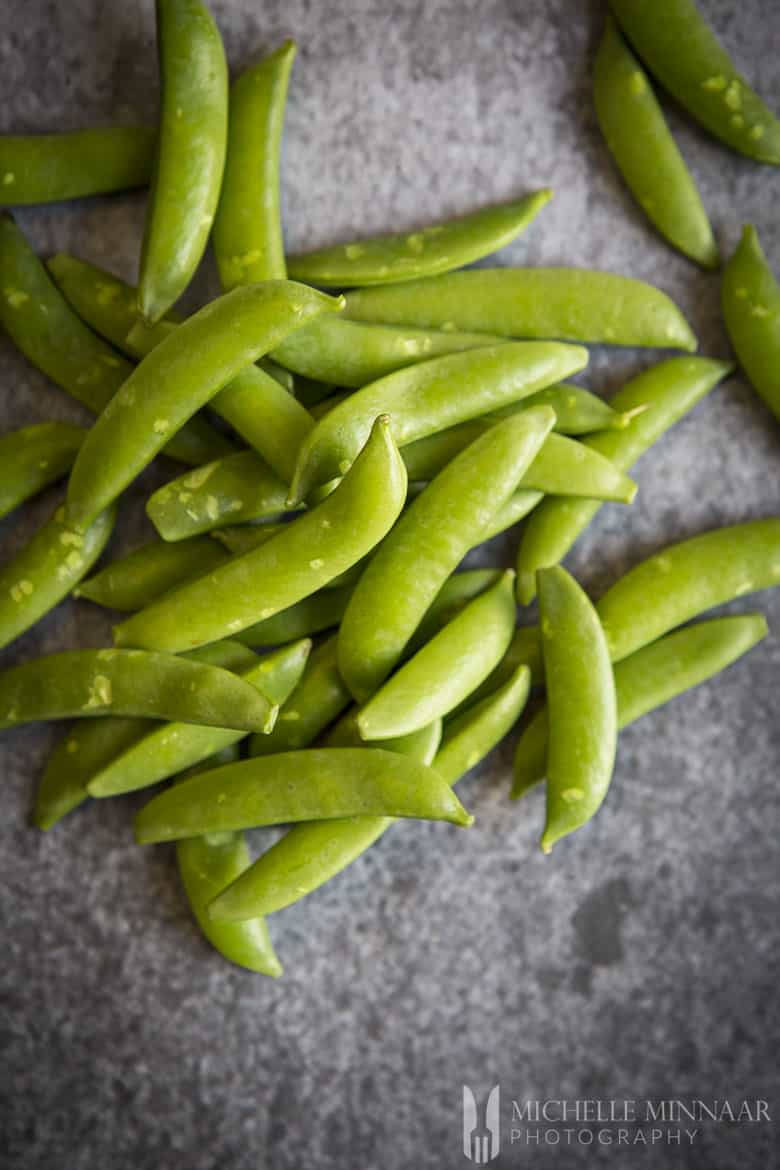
571 877 634 993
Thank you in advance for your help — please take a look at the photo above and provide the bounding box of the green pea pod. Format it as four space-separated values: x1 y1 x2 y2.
453 626 544 720
404 569 504 654
287 191 552 286
722 225 780 421
0 648 275 732
512 614 769 799
74 536 230 611
480 491 545 541
494 383 627 435
138 0 228 322
135 747 473 843
234 585 353 648
344 267 697 350
357 571 517 739
516 356 733 602
209 664 531 922
0 422 85 520
249 634 351 756
67 282 341 529
609 0 780 164
0 214 231 466
271 317 508 388
48 253 315 483
594 16 718 268
146 452 292 541
338 407 556 702
213 41 296 288
0 501 115 649
214 528 361 590
0 126 156 204
87 640 311 797
116 417 407 652
290 341 587 501
538 566 617 852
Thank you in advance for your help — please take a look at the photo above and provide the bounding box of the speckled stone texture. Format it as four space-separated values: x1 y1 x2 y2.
0 2 778 1167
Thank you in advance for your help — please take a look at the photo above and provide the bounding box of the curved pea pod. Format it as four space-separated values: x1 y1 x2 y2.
538 566 617 853
0 215 231 466
87 640 311 798
287 191 552 286
146 452 293 541
594 16 718 268
0 648 275 732
512 614 769 800
289 341 588 502
609 0 780 164
452 626 544 720
516 356 733 602
338 407 556 702
234 584 353 648
213 42 295 288
0 126 156 204
210 664 530 923
344 267 697 350
357 571 517 739
249 634 351 756
722 226 780 421
0 501 115 649
134 747 473 843
138 0 228 322
66 282 341 529
405 569 504 654
74 536 230 611
0 422 85 520
214 526 362 590
271 317 507 388
116 417 407 652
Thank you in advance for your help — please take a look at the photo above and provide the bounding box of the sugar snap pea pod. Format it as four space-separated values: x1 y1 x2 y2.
138 0 228 322
271 317 507 389
210 665 530 922
516 356 733 602
287 191 552 287
249 634 350 756
49 254 315 482
497 383 627 435
405 569 503 654
234 585 353 648
0 501 114 649
594 16 718 268
0 648 276 732
0 126 156 204
87 640 311 798
722 226 780 421
67 282 340 529
338 407 555 702
0 215 231 466
116 416 407 651
146 452 293 541
538 566 617 853
452 626 544 720
357 571 517 739
512 614 769 799
609 0 780 164
209 524 287 556
289 341 588 502
343 268 697 351
213 42 295 289
0 422 85 520
480 491 544 541
134 747 472 843
74 536 229 611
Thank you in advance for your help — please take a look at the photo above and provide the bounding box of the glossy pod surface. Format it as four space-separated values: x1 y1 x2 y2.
138 0 228 322
538 566 617 853
344 267 697 350
74 536 229 611
234 585 353 648
116 417 407 651
0 422 85 520
134 748 473 843
0 126 156 204
610 0 780 164
594 16 718 268
512 614 769 799
289 341 588 502
722 225 780 421
0 648 275 732
287 190 552 286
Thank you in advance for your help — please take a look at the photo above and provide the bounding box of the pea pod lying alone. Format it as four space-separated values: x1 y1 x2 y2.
722 225 780 422
0 422 85 521
0 125 156 204
134 748 473 844
287 190 552 286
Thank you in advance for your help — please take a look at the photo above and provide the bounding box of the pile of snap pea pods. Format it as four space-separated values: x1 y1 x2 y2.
0 0 778 977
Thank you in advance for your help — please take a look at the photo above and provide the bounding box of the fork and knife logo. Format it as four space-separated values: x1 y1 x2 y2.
463 1084 501 1163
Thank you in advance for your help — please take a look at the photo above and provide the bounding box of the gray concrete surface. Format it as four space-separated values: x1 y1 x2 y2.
0 1 778 1167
